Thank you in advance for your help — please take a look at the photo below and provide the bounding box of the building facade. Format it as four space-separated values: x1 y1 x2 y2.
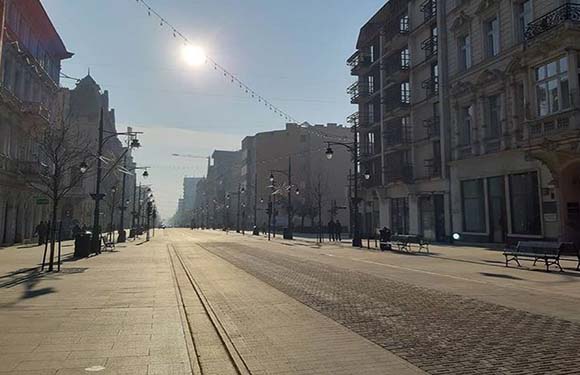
0 0 72 244
352 0 580 244
240 123 352 233
351 0 449 241
444 0 580 244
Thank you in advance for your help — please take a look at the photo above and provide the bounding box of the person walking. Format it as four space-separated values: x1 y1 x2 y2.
35 221 48 246
335 219 342 242
328 219 335 242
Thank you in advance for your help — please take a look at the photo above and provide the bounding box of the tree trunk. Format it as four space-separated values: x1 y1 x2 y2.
48 198 58 272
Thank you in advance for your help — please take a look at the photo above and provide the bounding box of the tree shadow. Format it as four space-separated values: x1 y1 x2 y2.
0 265 87 306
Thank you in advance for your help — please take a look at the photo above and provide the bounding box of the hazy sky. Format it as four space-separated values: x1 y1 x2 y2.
42 0 385 219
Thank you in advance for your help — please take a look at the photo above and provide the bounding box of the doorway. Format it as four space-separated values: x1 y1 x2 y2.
488 176 506 243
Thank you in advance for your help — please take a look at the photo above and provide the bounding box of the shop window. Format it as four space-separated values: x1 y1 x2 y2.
462 179 486 232
509 172 541 235
391 198 409 234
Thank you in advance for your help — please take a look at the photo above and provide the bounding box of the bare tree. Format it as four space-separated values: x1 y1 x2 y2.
24 117 92 272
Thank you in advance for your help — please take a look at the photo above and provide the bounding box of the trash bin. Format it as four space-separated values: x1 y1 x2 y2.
283 228 293 240
74 232 92 258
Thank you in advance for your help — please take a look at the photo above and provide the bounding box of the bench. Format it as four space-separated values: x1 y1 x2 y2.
391 234 430 253
101 236 115 252
503 241 579 272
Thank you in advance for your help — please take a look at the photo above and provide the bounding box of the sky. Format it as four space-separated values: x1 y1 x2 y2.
41 0 385 220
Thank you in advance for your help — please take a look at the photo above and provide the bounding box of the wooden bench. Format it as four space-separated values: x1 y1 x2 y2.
503 241 579 272
101 236 115 252
391 234 430 253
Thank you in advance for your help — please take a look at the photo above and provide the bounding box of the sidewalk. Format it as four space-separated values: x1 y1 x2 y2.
0 234 191 375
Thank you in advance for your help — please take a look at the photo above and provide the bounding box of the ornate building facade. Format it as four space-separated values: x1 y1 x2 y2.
0 0 72 244
352 0 580 244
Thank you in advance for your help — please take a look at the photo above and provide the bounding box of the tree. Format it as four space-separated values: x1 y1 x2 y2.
24 116 92 272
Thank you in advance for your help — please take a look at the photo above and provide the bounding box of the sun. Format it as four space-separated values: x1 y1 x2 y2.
182 45 206 67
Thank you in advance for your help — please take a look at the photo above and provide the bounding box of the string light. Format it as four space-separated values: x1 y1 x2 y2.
132 0 350 141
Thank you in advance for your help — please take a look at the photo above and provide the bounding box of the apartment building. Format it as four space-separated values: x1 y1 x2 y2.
240 123 352 232
352 0 580 244
444 0 580 244
0 0 73 244
350 0 449 241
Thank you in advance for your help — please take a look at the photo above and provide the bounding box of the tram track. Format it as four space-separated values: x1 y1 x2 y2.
168 243 252 375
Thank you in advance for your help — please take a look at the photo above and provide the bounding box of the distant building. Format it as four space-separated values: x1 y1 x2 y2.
0 0 73 244
241 123 352 233
174 176 202 227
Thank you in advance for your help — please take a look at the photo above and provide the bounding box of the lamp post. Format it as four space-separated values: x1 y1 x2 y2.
108 186 117 242
90 108 142 253
269 157 299 240
130 169 149 239
325 137 370 248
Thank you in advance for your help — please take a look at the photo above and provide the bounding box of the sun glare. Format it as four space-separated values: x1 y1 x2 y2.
182 45 206 67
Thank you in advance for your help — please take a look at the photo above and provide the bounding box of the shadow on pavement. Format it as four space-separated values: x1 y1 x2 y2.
480 272 524 280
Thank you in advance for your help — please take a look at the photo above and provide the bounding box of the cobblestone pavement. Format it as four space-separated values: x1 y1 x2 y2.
200 241 580 375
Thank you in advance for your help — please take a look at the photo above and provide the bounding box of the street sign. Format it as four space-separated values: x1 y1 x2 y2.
36 198 49 205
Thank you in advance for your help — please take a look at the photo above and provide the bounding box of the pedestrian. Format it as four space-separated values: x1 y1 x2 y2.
37 221 48 246
328 219 335 241
335 219 342 242
35 221 43 246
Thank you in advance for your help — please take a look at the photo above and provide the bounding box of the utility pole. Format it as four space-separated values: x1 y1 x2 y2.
286 157 293 239
90 108 105 254
236 183 241 233
318 179 322 243
253 173 258 233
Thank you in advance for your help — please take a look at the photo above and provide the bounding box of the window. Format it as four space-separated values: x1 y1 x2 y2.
401 81 410 104
458 34 472 71
366 132 375 155
536 57 570 116
368 75 374 94
485 95 501 138
431 63 439 93
462 179 486 232
458 105 473 145
391 198 409 234
368 103 375 124
484 17 499 57
370 44 375 63
516 0 532 42
400 14 409 33
510 172 541 235
400 48 410 69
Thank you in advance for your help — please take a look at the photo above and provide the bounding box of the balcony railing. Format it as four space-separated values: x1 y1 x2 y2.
421 35 438 59
528 112 572 138
525 3 580 41
347 81 371 103
421 76 439 97
423 116 440 138
347 51 372 72
383 87 410 113
420 0 437 22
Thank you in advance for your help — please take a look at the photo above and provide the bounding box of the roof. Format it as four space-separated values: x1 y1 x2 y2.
24 0 73 59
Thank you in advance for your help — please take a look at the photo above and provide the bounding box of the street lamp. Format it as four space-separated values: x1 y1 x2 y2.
269 157 295 240
325 136 363 247
90 108 143 253
108 186 117 242
79 161 88 174
364 171 371 180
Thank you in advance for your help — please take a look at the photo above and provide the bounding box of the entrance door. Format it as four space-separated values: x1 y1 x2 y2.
434 194 446 242
488 176 506 243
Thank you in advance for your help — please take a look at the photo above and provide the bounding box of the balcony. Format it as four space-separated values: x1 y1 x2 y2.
347 81 371 104
384 18 410 42
423 116 440 138
347 51 372 74
527 112 572 138
525 3 580 41
421 35 438 59
420 0 437 22
384 164 414 184
421 76 439 98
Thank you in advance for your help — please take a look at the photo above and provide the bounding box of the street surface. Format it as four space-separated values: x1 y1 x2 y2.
1 228 580 374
